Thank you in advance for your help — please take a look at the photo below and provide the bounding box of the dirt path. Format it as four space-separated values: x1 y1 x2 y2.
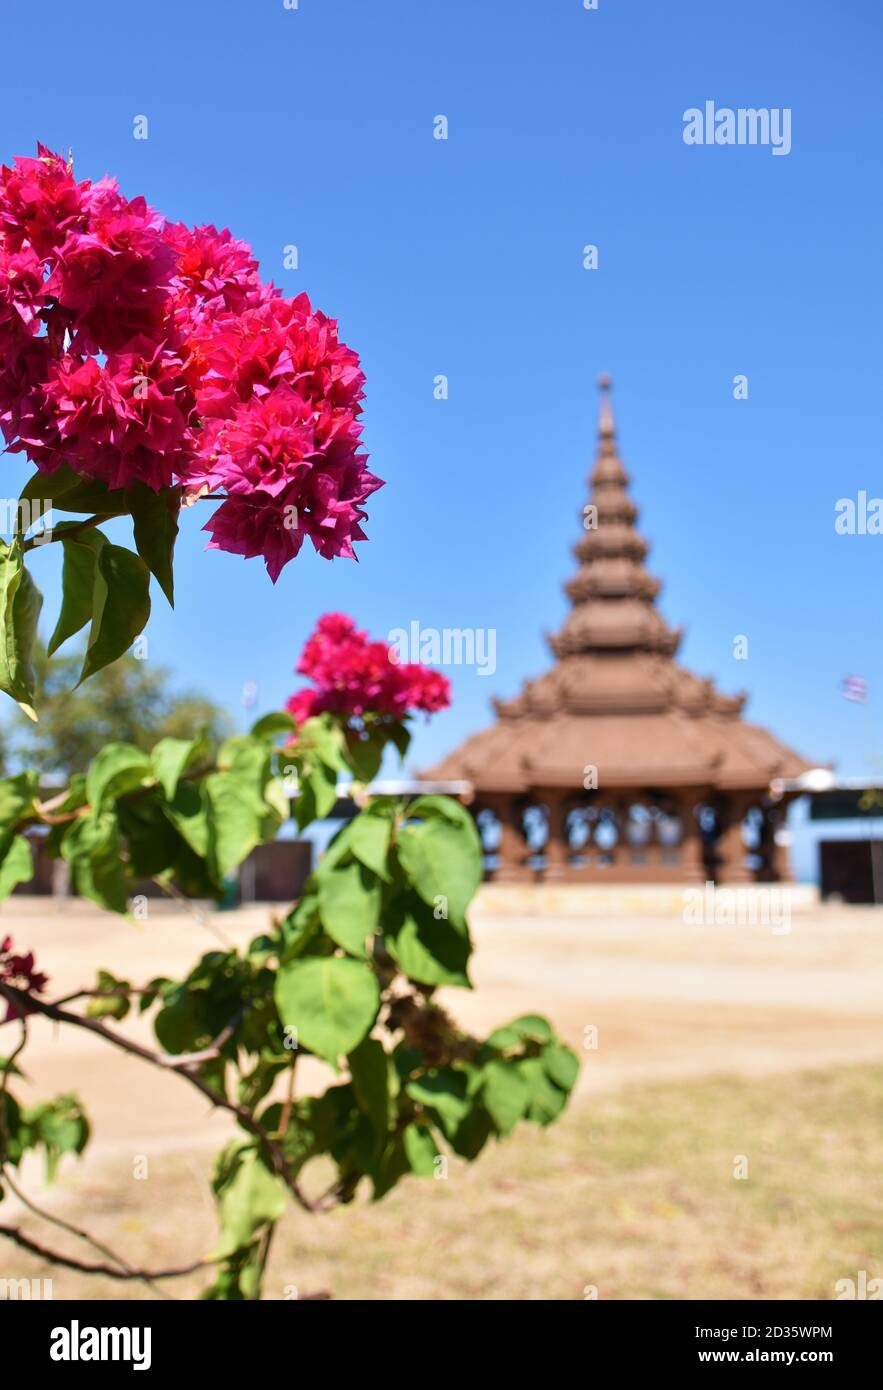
4 896 882 1166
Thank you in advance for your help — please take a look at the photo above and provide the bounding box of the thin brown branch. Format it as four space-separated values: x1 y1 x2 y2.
2 1025 198 1302
0 1222 209 1282
44 985 147 1009
33 788 75 816
0 981 329 1215
23 512 115 552
0 1164 175 1300
278 1052 297 1138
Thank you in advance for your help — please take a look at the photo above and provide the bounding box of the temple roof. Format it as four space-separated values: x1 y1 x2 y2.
426 377 813 794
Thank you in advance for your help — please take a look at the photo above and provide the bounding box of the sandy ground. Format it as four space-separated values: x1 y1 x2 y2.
455 900 883 1092
3 896 883 1163
1 895 882 1299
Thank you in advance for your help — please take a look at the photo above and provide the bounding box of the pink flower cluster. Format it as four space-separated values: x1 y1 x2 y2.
287 613 451 722
0 146 381 580
0 934 48 1021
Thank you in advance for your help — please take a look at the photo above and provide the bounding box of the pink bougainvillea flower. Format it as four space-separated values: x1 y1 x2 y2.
0 145 90 257
0 334 54 452
202 457 382 580
286 613 452 724
47 190 177 354
0 245 46 333
286 688 318 724
202 486 308 583
204 384 318 498
166 222 272 326
0 144 381 576
38 340 193 489
196 380 381 577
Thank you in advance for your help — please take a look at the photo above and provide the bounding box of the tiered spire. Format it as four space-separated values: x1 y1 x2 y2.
550 376 681 659
427 373 812 796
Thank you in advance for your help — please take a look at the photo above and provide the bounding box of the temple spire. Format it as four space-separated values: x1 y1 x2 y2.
598 372 614 438
552 373 680 659
425 374 814 882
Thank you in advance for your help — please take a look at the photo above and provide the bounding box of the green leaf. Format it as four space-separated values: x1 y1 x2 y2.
348 807 393 881
348 1036 389 1152
542 1042 580 1093
151 732 209 801
278 893 322 963
0 772 39 823
396 814 482 928
262 775 290 823
85 969 131 1022
371 1132 410 1201
344 727 385 783
162 780 212 859
202 1244 263 1301
296 760 338 828
275 956 380 1067
18 470 63 526
250 711 297 743
292 718 347 827
129 484 180 607
47 528 105 655
261 1083 360 1178
482 1060 529 1136
387 720 411 762
61 813 129 915
217 734 271 791
449 1106 494 1160
23 1093 90 1182
85 742 153 811
237 1060 287 1111
407 795 477 832
211 1142 287 1259
486 1014 555 1050
384 892 471 988
301 714 349 773
204 770 263 877
317 859 380 959
313 818 357 875
28 464 130 517
0 539 43 718
153 988 204 1054
0 834 33 899
403 1122 439 1176
79 543 151 686
405 1068 471 1140
0 1091 23 1164
517 1057 569 1126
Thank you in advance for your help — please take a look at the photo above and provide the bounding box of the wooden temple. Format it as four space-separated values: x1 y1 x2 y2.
426 377 813 884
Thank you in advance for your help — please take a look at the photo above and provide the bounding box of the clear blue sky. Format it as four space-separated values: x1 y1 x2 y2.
1 0 882 864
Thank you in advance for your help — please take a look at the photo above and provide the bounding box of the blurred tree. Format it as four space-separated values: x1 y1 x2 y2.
4 643 233 781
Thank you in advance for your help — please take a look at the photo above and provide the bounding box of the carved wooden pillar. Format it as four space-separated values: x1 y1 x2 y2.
715 796 753 884
543 790 570 880
677 795 707 884
490 795 531 883
758 801 793 882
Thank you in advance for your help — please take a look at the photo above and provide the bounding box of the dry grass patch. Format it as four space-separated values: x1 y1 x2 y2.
4 1061 882 1301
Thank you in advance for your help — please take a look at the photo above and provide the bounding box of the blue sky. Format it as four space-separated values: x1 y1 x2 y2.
1 0 882 875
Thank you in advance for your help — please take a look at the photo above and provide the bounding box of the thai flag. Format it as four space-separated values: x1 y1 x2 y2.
842 675 868 703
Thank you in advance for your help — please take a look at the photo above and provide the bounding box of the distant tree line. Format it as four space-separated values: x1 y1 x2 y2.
0 642 232 782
